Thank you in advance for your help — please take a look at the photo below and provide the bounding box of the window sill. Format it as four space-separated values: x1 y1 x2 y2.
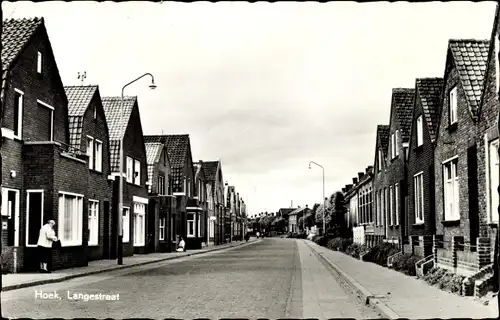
89 169 103 174
133 244 145 247
88 244 99 247
441 220 460 227
187 235 195 238
412 223 425 228
61 243 83 247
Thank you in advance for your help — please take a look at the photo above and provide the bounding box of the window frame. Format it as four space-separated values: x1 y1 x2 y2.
416 115 424 147
159 217 165 240
134 159 141 186
126 157 134 183
395 130 399 157
88 200 99 246
58 191 84 247
488 138 499 223
158 175 165 195
37 51 43 74
414 172 424 224
389 186 394 226
13 89 24 139
133 203 146 247
123 207 130 243
87 136 94 170
25 189 44 247
187 212 195 238
94 139 103 172
36 100 54 141
378 149 383 172
449 86 458 125
443 157 460 221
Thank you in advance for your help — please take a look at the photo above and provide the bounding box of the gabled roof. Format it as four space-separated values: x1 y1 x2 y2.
391 88 415 142
415 78 444 143
289 207 309 216
200 160 219 181
377 125 390 154
65 85 98 116
279 208 296 216
65 85 99 150
102 96 137 141
144 134 190 169
448 39 489 117
145 142 164 165
2 17 44 70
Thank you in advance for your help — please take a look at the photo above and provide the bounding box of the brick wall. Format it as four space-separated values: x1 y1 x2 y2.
407 91 437 237
434 62 478 247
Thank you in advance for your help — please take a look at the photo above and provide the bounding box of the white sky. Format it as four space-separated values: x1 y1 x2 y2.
3 1 497 217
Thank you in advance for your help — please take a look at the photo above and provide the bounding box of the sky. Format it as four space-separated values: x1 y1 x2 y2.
3 1 498 217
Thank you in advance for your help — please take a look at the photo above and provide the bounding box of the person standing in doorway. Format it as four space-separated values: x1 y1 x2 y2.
37 220 57 273
176 236 186 252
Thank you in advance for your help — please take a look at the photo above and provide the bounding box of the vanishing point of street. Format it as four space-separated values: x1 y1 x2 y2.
2 239 381 319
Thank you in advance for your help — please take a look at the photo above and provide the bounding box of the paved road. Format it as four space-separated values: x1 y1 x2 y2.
2 239 382 319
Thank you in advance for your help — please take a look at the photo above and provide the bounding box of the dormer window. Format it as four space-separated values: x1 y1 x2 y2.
449 86 458 125
37 51 43 74
416 115 423 147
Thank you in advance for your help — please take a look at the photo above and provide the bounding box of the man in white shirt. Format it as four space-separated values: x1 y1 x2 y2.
37 220 58 273
176 237 186 252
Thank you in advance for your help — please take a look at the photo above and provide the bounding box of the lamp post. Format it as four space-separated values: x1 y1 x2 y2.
309 161 325 236
117 72 156 265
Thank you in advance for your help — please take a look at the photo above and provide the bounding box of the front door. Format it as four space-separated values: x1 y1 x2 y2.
3 188 20 246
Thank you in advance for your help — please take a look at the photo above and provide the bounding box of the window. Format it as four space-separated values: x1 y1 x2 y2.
126 157 133 183
13 89 23 139
489 139 499 223
58 192 84 246
449 87 458 124
391 133 396 159
88 200 99 245
26 190 43 247
395 130 399 157
187 213 195 237
87 137 94 170
414 173 424 224
389 186 394 225
123 207 130 243
93 106 97 119
36 100 53 141
417 116 423 147
395 183 399 225
133 203 146 246
443 158 460 220
159 218 165 240
95 140 102 172
378 149 383 171
134 159 141 186
183 178 187 195
37 51 42 74
381 189 385 227
158 176 165 195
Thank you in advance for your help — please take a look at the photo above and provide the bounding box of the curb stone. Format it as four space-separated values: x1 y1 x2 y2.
304 240 400 320
3 239 260 292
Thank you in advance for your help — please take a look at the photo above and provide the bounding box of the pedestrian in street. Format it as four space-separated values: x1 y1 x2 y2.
176 236 186 252
256 231 260 239
37 219 58 273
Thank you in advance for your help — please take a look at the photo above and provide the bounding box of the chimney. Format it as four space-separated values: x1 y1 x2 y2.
353 177 358 184
305 204 308 209
358 172 364 180
342 187 346 193
367 165 373 172
298 205 301 208
347 183 353 191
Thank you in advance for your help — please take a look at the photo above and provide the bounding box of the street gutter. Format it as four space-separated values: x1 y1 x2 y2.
3 240 261 292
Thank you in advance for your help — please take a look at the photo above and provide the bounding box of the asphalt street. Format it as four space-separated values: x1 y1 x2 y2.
2 238 382 319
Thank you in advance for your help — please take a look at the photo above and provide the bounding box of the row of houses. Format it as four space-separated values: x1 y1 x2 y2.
0 17 247 273
341 5 500 279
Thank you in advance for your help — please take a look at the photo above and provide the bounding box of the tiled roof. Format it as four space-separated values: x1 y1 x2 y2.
391 88 415 142
416 78 444 143
449 39 489 116
145 142 164 166
377 125 390 154
144 135 190 168
68 116 84 150
200 161 219 181
102 96 137 141
64 85 98 116
279 208 296 217
289 207 308 216
2 17 43 70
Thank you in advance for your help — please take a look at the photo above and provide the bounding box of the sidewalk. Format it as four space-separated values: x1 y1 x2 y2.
305 240 498 319
2 238 258 292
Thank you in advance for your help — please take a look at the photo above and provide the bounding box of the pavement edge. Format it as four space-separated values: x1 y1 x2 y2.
2 239 261 292
303 240 400 320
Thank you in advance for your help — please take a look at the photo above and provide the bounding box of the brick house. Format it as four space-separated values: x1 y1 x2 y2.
1 17 89 272
405 78 444 257
433 39 489 275
194 161 207 246
145 140 176 252
477 5 500 255
344 178 358 230
102 96 150 257
288 206 310 233
144 135 199 249
201 160 226 245
376 89 415 246
357 167 375 246
64 85 113 261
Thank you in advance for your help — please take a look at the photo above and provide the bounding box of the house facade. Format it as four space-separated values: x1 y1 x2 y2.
201 160 226 245
145 141 176 253
373 125 390 244
357 167 375 246
344 180 358 230
194 161 207 246
1 17 90 272
405 78 443 257
64 85 113 261
433 40 489 262
102 96 150 257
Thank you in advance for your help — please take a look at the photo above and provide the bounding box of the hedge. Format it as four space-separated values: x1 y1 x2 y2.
391 253 420 276
362 242 399 266
422 267 465 295
326 237 353 252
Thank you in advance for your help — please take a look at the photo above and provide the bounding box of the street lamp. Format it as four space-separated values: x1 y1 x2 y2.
309 161 325 236
118 72 156 265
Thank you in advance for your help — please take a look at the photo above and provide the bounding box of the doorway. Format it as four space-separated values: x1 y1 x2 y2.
3 188 20 246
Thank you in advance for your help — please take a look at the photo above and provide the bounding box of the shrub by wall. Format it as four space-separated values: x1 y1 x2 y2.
362 242 399 267
391 253 420 276
344 243 368 259
326 237 353 252
422 267 465 295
